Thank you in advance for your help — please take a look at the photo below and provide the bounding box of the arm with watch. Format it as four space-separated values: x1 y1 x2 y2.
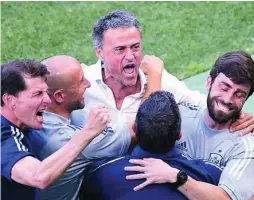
124 158 230 200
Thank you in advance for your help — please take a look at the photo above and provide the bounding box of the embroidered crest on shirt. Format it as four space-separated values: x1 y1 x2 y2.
208 153 223 166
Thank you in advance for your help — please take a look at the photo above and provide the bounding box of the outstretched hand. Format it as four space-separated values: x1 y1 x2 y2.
124 158 179 191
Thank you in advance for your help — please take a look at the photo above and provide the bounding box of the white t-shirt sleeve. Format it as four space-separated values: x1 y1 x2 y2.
161 69 206 106
218 136 254 200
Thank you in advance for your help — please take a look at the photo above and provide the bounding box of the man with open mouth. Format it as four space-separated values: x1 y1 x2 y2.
1 59 111 200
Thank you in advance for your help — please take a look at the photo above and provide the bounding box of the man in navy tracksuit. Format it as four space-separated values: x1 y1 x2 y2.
84 91 222 200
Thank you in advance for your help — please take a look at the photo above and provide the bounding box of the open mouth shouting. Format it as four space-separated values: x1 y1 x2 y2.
36 109 46 123
123 63 136 78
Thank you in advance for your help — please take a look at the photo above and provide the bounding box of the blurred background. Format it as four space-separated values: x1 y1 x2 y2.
1 2 254 112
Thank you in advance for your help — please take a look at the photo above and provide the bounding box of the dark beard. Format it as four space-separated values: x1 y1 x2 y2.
68 100 84 113
207 93 241 124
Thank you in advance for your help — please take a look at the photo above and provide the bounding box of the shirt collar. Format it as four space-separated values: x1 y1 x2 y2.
93 60 147 93
1 115 32 133
130 145 181 160
42 111 71 125
1 115 16 127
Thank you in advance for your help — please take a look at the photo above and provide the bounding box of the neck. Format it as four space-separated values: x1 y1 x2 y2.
204 109 232 130
102 71 141 110
47 103 70 119
1 107 27 130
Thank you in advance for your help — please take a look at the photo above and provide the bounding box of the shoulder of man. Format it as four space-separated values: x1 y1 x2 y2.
230 134 254 156
178 102 204 119
81 60 101 76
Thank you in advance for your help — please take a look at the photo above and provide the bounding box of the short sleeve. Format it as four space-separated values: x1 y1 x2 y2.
1 125 33 181
218 136 254 200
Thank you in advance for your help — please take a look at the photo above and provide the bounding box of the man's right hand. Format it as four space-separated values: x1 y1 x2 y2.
83 104 111 137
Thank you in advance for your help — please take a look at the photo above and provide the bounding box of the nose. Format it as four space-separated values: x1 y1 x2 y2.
125 47 135 61
222 93 233 105
84 78 91 89
43 93 52 105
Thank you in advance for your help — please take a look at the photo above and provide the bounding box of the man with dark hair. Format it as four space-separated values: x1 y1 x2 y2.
1 59 110 200
84 91 222 200
28 55 132 200
126 51 254 200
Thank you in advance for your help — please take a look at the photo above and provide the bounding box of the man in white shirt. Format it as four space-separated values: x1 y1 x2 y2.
71 10 253 133
70 10 207 126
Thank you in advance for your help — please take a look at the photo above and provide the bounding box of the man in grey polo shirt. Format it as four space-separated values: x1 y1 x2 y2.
30 55 132 200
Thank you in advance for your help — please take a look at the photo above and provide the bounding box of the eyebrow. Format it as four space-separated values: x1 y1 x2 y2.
221 81 232 88
114 42 140 49
31 88 48 95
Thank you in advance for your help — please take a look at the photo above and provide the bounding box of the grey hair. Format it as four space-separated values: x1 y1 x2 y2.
92 10 142 49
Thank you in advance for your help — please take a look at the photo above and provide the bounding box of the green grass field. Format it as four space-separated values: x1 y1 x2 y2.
1 2 254 79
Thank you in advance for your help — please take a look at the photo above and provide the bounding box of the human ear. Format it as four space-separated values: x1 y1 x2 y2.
95 48 104 61
206 76 212 91
2 93 17 110
53 89 65 103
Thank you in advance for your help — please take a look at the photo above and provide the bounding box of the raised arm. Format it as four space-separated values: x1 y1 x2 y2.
140 55 206 106
11 105 110 189
140 55 164 103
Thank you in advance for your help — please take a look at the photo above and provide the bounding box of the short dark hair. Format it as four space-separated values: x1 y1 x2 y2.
92 10 141 49
210 51 254 98
135 91 181 153
1 59 49 106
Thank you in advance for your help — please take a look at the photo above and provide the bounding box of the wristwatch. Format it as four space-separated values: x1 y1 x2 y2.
170 170 188 188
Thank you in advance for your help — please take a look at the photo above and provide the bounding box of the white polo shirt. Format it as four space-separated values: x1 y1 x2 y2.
70 60 206 126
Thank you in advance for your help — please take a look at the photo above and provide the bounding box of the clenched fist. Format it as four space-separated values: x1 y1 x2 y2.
83 104 111 138
140 55 164 76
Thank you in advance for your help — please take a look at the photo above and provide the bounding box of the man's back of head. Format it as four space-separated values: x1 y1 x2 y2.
135 91 181 153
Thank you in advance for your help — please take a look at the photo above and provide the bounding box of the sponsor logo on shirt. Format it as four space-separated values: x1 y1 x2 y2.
178 102 199 111
177 141 188 152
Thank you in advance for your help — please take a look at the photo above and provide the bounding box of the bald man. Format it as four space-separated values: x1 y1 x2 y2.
29 55 132 200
